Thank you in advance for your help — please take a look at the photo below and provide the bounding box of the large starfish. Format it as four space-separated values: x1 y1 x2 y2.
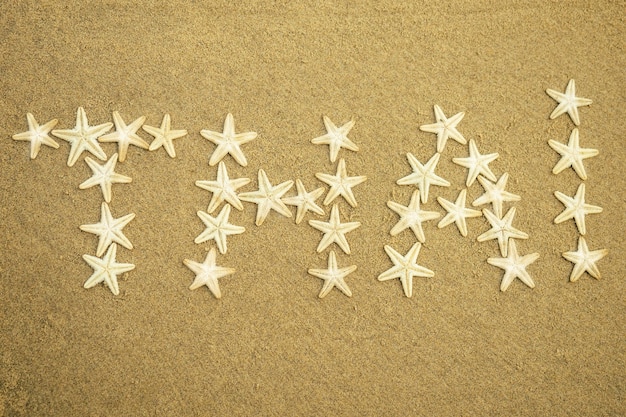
546 79 592 126
52 107 112 167
201 113 257 167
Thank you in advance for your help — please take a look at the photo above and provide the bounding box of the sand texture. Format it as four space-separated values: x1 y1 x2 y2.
0 1 624 416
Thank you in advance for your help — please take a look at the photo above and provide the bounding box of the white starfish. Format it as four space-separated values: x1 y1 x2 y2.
477 207 529 257
387 189 440 243
546 79 592 126
472 173 521 218
308 250 356 298
201 113 257 167
184 248 235 299
452 139 499 187
12 113 59 159
195 204 245 254
282 179 325 224
52 107 112 167
378 243 434 298
98 111 149 162
554 183 602 235
143 114 187 158
80 202 135 257
309 204 360 254
396 152 450 203
195 161 250 213
316 158 367 207
79 153 132 203
562 236 608 282
239 169 293 226
437 189 482 237
419 105 467 153
548 128 598 180
83 243 135 296
487 239 539 291
311 116 359 163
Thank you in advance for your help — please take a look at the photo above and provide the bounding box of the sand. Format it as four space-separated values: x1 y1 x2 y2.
1 1 624 416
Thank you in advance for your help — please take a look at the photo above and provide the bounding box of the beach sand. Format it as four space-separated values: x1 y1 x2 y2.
0 1 624 415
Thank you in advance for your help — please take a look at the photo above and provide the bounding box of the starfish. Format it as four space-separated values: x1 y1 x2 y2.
52 107 112 167
311 115 359 163
396 152 450 203
195 204 245 254
452 139 499 187
554 183 602 235
548 128 598 180
472 173 521 218
309 204 360 254
387 189 440 243
83 243 135 296
378 243 434 298
98 111 149 162
546 79 592 126
437 189 482 237
201 113 257 167
315 158 367 207
477 207 529 257
419 105 467 153
562 236 608 282
143 114 187 158
282 179 325 224
308 250 356 298
239 169 293 226
487 240 539 291
195 161 250 213
184 248 235 299
79 153 132 203
79 202 135 257
12 113 59 159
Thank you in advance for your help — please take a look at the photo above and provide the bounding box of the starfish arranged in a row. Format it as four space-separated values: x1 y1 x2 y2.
546 80 606 282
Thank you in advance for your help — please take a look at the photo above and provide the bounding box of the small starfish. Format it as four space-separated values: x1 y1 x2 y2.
554 183 602 235
309 204 360 254
548 128 598 180
83 243 135 296
437 189 482 237
487 240 539 291
546 79 592 126
396 152 450 203
195 161 250 213
239 169 293 226
52 107 112 167
472 173 521 218
79 153 132 203
311 116 359 163
12 113 59 159
143 114 187 158
378 242 434 298
282 179 325 224
562 236 608 282
195 204 245 254
419 105 467 153
316 158 367 207
477 207 529 257
184 248 235 299
80 202 135 257
308 250 356 298
387 189 440 243
201 113 257 167
98 111 149 162
452 139 499 187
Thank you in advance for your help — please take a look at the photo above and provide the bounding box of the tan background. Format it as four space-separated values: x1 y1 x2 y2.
0 1 624 416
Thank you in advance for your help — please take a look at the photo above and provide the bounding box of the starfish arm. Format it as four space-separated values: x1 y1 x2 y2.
161 138 177 158
331 274 354 297
225 143 248 167
234 131 258 144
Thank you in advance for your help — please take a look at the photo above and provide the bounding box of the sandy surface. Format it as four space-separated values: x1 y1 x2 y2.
1 1 624 416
